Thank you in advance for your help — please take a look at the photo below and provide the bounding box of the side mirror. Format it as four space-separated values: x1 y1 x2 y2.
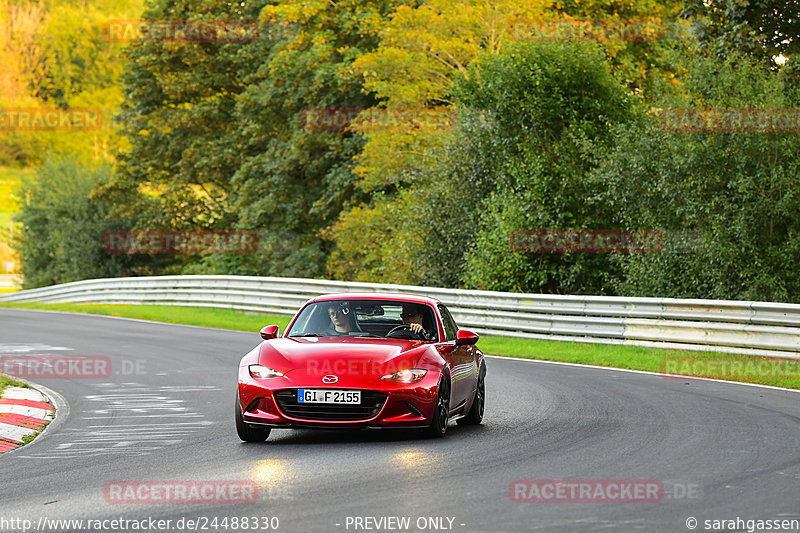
260 325 280 340
455 329 479 346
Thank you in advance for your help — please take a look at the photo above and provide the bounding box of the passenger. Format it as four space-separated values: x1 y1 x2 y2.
322 303 355 336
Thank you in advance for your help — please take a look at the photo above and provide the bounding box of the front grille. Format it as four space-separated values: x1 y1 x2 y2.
273 389 387 422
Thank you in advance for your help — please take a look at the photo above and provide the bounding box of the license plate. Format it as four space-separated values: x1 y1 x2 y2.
298 389 361 404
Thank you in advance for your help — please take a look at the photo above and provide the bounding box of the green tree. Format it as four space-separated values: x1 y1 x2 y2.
15 155 145 288
227 0 407 277
682 0 800 64
106 0 409 278
0 0 141 167
332 42 639 290
107 0 268 235
551 0 689 95
599 54 800 302
329 0 551 282
454 42 636 293
328 0 692 283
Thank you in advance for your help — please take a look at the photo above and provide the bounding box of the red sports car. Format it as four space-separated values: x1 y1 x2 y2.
236 293 486 441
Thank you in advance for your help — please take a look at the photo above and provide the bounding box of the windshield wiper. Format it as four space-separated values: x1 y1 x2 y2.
288 333 320 338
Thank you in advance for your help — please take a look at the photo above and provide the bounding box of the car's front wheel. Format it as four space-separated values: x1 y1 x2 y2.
458 366 485 426
235 393 271 442
425 378 450 438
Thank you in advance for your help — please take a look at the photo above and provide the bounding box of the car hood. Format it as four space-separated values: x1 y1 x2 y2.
257 337 429 381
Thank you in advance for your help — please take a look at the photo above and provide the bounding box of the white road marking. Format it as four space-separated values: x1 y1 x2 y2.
18 383 221 459
0 344 72 353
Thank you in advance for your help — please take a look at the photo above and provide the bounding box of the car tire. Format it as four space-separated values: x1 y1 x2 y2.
235 393 271 442
458 366 485 426
425 378 450 438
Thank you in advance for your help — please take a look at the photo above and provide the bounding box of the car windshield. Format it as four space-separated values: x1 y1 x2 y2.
287 299 438 341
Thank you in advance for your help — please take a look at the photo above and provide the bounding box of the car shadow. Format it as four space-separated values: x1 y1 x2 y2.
241 422 487 446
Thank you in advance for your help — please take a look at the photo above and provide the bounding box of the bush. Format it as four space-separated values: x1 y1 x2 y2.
598 55 800 302
413 42 637 292
15 155 144 288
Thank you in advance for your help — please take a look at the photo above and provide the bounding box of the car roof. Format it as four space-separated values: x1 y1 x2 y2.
308 292 442 307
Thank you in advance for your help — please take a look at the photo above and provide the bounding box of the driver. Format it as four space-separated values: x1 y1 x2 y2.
322 303 355 336
401 304 434 340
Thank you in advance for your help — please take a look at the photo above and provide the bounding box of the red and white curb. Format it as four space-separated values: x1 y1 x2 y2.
0 386 54 453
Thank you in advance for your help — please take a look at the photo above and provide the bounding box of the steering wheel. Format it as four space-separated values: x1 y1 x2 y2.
386 325 422 339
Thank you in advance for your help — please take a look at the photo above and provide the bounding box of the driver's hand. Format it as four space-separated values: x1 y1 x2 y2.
409 323 425 335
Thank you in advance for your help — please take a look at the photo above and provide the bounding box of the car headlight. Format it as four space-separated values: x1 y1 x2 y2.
381 368 428 383
249 364 284 379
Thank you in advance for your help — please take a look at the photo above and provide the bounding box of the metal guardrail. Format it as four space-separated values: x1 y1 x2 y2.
1 275 799 358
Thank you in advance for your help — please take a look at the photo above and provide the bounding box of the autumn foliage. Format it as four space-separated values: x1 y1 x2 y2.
6 0 800 302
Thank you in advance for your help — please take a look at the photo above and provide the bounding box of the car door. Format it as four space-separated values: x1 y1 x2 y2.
437 304 477 411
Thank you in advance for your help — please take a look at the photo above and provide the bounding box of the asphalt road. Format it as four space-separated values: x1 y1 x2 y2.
1 308 799 533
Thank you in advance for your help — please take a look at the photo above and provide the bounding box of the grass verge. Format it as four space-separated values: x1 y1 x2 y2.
0 302 293 332
20 416 51 446
0 301 798 390
0 373 27 395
